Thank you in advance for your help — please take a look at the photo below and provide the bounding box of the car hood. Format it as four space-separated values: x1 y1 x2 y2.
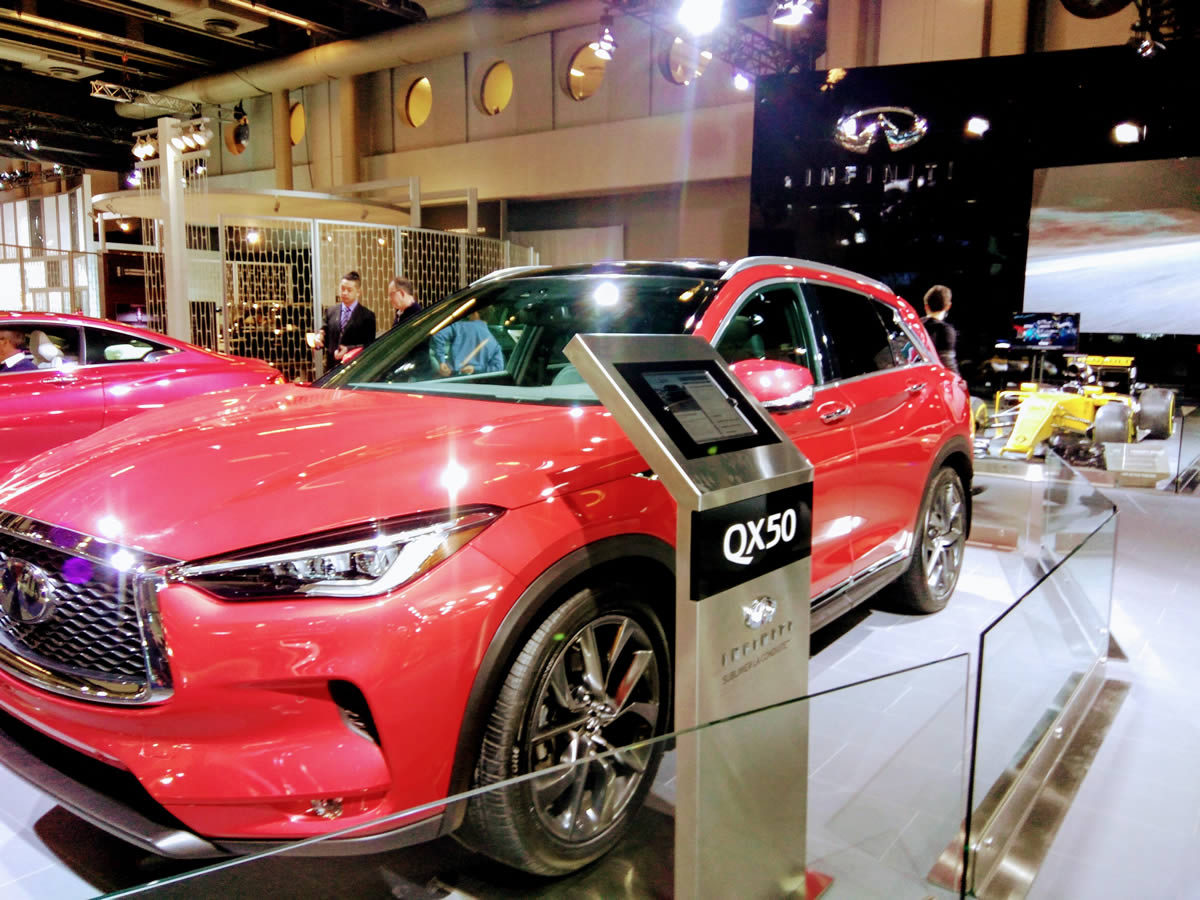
0 385 643 561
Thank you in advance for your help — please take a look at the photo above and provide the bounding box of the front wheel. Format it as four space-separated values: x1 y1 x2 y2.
456 583 670 875
893 466 967 614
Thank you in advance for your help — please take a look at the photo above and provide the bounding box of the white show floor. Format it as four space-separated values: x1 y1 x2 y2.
0 481 1198 898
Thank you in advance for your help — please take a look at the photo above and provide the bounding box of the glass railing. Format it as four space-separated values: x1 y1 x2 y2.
1167 402 1200 494
960 452 1117 897
93 655 971 899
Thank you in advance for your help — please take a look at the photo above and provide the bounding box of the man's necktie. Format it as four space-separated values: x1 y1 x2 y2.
340 305 351 330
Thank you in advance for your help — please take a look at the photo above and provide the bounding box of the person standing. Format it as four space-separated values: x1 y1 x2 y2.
0 329 36 373
315 271 376 370
388 276 422 329
921 284 959 374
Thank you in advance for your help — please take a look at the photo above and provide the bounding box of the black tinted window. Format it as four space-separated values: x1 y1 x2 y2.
83 327 168 365
802 284 897 380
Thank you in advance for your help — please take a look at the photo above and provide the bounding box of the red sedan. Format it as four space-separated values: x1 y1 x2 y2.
0 312 284 474
0 259 970 876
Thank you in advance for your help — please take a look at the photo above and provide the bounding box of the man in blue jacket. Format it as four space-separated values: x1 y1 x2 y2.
431 311 504 376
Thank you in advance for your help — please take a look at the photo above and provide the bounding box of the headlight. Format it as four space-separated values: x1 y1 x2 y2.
175 506 502 600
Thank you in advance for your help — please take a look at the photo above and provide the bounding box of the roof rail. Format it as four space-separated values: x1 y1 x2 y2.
721 256 892 294
468 265 549 288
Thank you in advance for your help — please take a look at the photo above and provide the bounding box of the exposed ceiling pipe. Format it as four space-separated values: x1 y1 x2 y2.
116 0 608 118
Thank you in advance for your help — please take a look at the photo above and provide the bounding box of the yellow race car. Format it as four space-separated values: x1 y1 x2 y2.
987 355 1176 462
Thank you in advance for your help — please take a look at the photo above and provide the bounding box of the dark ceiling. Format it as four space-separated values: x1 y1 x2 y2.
0 0 430 171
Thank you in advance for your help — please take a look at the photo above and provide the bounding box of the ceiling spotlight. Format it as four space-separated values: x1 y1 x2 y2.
965 116 990 137
1112 121 1143 144
245 229 261 245
677 0 723 37
771 0 813 26
181 130 197 150
588 13 617 61
192 124 212 147
733 72 751 91
170 133 187 150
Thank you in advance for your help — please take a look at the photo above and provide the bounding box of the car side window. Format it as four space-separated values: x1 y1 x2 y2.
801 283 897 380
715 284 815 374
82 327 168 365
20 324 81 368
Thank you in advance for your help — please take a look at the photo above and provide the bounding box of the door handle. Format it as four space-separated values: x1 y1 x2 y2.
817 402 851 424
906 381 926 394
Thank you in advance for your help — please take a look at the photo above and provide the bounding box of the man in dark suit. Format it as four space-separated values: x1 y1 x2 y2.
314 270 376 371
387 276 422 329
0 328 37 373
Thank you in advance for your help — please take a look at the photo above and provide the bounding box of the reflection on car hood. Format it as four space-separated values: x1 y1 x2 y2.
0 385 642 561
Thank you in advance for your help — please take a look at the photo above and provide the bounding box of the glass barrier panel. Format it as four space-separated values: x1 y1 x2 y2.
89 656 970 899
967 513 1116 896
1168 402 1200 494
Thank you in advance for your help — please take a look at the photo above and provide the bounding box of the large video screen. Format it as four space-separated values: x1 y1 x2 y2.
1023 158 1200 335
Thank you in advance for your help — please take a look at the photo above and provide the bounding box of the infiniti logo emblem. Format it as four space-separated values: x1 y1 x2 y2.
743 596 777 630
834 106 928 154
0 552 58 625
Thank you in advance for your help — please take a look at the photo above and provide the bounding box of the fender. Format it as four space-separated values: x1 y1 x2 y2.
930 434 974 537
442 533 675 830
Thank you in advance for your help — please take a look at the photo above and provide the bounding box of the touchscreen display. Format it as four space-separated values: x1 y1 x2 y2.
642 369 757 444
614 359 778 460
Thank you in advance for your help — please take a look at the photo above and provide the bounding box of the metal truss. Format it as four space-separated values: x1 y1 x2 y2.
89 81 200 117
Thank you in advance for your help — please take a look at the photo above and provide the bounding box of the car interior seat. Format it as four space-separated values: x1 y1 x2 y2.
27 330 63 367
717 315 767 363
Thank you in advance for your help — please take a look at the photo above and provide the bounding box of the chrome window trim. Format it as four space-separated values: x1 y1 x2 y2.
0 511 178 705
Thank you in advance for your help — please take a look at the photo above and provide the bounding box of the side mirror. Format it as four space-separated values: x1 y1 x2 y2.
729 359 815 410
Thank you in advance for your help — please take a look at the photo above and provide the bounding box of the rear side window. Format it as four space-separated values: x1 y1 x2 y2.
801 284 898 381
82 327 168 365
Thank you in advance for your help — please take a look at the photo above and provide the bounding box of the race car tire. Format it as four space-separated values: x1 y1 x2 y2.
1137 388 1175 440
1093 401 1133 444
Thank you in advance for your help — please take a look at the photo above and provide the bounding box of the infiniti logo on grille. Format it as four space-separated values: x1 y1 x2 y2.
0 552 58 625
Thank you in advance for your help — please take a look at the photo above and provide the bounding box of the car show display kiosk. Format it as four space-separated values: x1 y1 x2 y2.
564 334 819 898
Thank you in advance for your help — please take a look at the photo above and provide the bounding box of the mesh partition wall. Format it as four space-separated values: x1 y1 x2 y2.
220 218 316 383
399 227 464 306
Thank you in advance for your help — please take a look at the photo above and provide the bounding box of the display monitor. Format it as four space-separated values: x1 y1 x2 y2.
1023 158 1200 334
1007 312 1080 351
614 359 779 460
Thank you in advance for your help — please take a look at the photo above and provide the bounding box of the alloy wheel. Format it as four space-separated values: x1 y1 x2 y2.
923 475 966 603
525 614 662 843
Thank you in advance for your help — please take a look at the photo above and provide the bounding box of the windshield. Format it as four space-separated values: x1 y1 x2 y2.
318 273 717 403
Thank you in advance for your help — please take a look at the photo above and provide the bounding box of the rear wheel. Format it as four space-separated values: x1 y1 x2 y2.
1137 388 1175 440
1093 401 1133 444
457 583 670 875
894 466 967 614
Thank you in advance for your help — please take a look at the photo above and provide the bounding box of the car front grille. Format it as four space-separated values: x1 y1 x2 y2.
0 512 178 704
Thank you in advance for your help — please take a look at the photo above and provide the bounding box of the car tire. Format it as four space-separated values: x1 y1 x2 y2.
456 582 670 875
1093 401 1133 444
893 466 967 614
1137 388 1175 440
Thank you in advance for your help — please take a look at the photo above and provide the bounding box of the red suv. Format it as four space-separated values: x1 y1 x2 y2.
0 258 971 875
